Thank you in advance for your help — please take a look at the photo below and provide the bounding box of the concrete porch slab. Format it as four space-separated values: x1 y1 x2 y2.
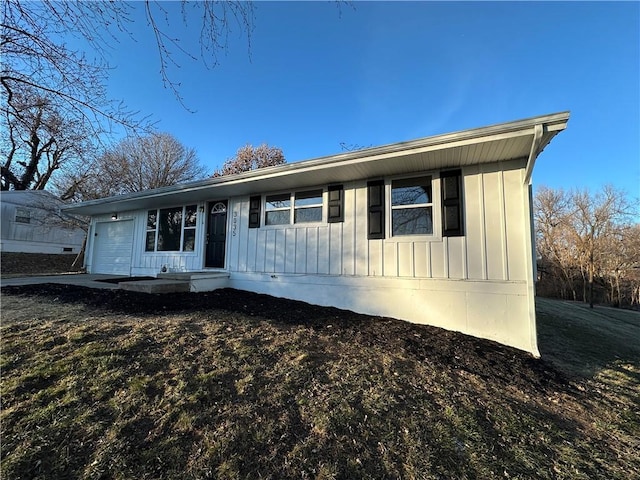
118 279 191 294
0 274 123 290
156 272 230 292
157 272 230 280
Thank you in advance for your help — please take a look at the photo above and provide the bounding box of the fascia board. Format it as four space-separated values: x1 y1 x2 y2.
63 111 570 216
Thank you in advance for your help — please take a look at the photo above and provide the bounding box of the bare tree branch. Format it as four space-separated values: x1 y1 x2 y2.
55 132 207 201
1 0 254 193
535 185 640 308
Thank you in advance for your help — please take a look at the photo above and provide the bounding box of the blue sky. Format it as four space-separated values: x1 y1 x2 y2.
102 1 639 198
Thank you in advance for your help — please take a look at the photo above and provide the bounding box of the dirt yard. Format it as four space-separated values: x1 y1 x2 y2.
0 252 83 276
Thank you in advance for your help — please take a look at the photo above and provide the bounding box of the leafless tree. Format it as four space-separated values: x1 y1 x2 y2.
1 1 144 137
57 132 207 201
1 83 94 191
570 186 635 308
534 185 639 308
625 225 640 306
534 186 577 299
2 1 254 192
213 143 286 177
601 224 640 307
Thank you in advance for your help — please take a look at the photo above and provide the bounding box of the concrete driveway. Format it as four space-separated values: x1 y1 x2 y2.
0 274 126 290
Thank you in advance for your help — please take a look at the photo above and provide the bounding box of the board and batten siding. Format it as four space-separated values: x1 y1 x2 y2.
84 159 537 353
225 159 538 354
87 208 208 276
227 160 529 284
0 199 85 254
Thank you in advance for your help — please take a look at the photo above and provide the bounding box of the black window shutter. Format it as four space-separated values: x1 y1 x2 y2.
327 185 344 223
248 195 261 228
367 180 385 239
441 170 464 237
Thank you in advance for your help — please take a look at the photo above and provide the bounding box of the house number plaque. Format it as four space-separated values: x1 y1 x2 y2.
232 211 238 236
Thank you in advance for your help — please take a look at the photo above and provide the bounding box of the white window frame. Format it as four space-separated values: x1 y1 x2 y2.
145 204 198 253
294 189 324 224
263 188 325 227
386 173 442 241
264 193 292 226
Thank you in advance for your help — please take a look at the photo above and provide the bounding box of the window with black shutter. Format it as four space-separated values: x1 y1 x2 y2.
367 180 385 239
327 185 344 223
249 195 261 228
391 176 433 236
441 170 464 237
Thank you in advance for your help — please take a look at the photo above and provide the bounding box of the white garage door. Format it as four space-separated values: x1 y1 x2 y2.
92 220 134 275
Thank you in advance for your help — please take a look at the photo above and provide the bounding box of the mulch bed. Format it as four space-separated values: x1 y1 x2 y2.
0 282 566 393
95 276 156 284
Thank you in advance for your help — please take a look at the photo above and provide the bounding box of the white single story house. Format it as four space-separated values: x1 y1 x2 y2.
64 112 569 355
1 190 86 254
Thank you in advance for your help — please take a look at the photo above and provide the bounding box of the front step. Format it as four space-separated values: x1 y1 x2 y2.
157 271 230 292
157 272 230 280
118 279 190 294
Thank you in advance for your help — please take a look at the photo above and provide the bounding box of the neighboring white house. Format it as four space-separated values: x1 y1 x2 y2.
64 112 570 355
1 190 86 254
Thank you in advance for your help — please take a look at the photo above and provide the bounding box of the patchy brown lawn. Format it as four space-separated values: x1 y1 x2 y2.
1 284 638 480
0 253 83 276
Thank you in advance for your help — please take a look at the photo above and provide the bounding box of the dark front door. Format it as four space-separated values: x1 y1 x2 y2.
206 201 227 268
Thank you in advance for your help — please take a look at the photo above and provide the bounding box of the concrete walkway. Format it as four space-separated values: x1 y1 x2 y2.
0 274 126 290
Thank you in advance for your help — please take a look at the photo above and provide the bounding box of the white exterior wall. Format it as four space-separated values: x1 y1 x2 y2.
225 159 538 354
84 159 538 354
227 161 529 282
0 197 85 254
86 206 209 276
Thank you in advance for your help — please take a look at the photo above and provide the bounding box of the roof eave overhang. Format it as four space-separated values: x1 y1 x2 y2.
63 111 569 216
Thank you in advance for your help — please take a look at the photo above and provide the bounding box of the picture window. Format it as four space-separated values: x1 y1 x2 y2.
146 205 197 252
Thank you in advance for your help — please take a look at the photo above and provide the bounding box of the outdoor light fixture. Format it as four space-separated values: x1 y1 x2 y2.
111 213 118 220
199 206 205 213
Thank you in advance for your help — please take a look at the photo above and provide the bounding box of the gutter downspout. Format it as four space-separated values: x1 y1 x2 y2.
523 123 544 357
524 124 543 186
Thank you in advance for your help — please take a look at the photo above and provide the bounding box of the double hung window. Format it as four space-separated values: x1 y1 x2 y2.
146 205 197 252
265 194 291 226
294 190 323 223
264 189 323 225
369 171 463 239
390 176 433 236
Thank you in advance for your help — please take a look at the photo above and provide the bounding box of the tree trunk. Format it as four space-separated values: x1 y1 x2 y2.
72 236 86 268
589 257 595 309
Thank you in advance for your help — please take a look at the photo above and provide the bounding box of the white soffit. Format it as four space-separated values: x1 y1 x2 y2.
64 111 569 216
